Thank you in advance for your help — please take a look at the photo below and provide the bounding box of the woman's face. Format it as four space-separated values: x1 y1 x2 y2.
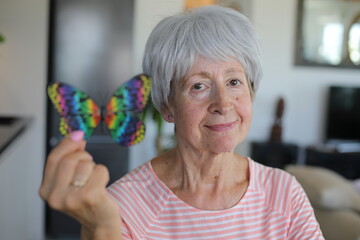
167 57 253 154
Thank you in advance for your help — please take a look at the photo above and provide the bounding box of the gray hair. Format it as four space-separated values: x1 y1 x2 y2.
142 5 262 112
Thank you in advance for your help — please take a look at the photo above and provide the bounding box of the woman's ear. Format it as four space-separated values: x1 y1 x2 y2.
166 114 174 123
161 106 174 123
162 111 174 123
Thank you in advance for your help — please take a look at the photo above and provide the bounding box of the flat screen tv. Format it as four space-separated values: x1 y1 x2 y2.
325 86 360 143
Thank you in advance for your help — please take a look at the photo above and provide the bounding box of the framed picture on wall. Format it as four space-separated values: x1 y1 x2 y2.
184 0 252 19
295 0 360 69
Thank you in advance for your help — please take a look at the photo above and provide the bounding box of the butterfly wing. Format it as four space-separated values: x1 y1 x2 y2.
105 74 151 146
47 82 101 139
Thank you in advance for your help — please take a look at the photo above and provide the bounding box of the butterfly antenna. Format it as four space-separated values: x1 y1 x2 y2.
100 90 112 135
99 105 106 134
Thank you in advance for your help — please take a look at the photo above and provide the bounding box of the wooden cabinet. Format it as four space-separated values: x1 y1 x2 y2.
250 142 360 179
305 147 360 179
250 142 299 169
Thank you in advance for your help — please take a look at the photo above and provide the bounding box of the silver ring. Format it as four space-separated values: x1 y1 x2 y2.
71 179 87 188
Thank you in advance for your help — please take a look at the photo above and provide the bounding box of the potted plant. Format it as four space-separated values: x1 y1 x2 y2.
143 98 175 154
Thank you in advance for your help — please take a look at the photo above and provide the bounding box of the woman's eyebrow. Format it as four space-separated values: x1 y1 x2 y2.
224 68 245 75
182 72 211 86
189 71 211 78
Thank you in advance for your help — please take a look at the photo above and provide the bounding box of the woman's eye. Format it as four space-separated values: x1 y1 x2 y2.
192 83 205 90
229 79 241 86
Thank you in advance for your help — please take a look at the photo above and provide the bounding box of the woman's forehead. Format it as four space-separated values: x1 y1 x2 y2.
184 57 245 77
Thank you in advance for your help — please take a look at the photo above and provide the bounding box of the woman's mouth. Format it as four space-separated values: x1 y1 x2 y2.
205 121 237 132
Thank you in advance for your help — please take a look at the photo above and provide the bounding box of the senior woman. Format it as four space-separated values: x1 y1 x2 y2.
39 5 324 240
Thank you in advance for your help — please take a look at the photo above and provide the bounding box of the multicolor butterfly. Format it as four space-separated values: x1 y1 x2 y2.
47 74 151 146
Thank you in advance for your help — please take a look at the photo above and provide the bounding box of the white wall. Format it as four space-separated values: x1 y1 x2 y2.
129 0 184 169
0 0 48 239
251 0 359 148
0 0 359 239
131 0 360 163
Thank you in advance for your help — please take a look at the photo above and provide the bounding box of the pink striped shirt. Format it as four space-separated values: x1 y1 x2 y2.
108 158 324 239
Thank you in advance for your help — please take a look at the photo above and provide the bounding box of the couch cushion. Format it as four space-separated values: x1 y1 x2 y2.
285 165 360 211
314 208 360 240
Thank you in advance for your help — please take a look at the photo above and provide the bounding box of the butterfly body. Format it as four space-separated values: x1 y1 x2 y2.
48 74 151 146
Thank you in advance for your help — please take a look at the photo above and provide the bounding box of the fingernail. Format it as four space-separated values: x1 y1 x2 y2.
70 130 84 142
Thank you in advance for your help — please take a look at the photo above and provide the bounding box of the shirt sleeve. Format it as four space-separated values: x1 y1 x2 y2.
121 219 133 240
107 190 133 240
286 178 325 240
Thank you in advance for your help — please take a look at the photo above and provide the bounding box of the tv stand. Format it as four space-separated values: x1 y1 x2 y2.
305 146 360 179
250 142 299 169
328 142 360 153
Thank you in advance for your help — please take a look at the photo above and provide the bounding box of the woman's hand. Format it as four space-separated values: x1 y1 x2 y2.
39 131 122 239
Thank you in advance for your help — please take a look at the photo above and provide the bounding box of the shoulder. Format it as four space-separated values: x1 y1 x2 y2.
248 159 324 239
107 161 170 217
110 161 153 186
249 158 297 190
248 158 302 213
107 161 171 237
108 160 169 202
108 162 151 195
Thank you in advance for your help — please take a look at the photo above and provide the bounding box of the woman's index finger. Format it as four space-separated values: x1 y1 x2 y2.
40 132 87 198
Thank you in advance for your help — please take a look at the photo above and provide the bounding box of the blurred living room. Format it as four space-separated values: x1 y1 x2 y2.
0 0 359 239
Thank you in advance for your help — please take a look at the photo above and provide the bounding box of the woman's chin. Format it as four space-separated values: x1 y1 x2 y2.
202 130 247 152
206 141 239 154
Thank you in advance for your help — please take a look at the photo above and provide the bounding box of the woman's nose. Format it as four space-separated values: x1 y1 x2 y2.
208 87 233 115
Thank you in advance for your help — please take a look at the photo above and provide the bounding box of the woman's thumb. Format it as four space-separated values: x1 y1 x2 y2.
69 130 87 150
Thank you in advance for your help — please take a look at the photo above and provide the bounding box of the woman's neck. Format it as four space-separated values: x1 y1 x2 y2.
152 145 249 210
175 146 238 184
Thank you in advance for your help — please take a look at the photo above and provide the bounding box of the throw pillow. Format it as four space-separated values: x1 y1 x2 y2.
285 165 360 212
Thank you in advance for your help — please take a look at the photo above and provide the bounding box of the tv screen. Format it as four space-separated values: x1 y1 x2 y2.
325 86 360 142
